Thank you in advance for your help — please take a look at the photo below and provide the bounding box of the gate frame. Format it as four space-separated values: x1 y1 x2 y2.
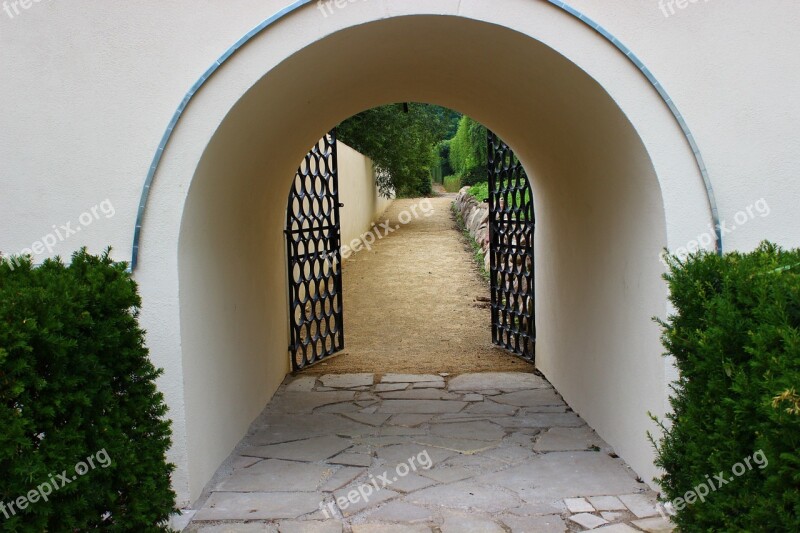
487 130 536 362
285 130 345 371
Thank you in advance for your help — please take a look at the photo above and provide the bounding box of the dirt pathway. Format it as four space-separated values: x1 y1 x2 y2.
304 194 532 375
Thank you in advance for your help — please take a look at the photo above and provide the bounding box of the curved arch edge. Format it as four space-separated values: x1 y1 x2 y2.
130 0 720 271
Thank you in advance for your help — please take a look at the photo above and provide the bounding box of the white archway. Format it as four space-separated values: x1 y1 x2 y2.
134 3 713 505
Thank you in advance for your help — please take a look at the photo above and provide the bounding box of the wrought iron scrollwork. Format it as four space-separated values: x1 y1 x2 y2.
487 130 536 362
285 131 345 371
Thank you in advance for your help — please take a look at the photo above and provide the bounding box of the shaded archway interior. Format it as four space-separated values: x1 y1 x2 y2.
177 15 668 500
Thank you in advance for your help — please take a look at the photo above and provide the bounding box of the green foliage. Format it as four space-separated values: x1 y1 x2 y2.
337 103 453 197
0 250 176 531
437 140 454 178
443 175 461 193
451 203 489 283
431 106 462 139
465 182 530 221
429 143 443 185
467 182 489 202
448 116 487 186
654 242 800 531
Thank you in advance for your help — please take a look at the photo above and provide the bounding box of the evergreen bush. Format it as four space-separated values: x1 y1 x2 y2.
0 250 176 531
654 242 800 531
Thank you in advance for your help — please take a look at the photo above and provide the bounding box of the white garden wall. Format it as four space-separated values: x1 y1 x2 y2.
337 142 395 249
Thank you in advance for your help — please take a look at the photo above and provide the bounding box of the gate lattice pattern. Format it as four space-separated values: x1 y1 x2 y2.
487 130 536 362
285 131 344 371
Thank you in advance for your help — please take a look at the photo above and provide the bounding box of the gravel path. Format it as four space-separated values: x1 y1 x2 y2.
304 194 532 376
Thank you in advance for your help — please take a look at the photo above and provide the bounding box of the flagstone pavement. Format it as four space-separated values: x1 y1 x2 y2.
181 373 675 533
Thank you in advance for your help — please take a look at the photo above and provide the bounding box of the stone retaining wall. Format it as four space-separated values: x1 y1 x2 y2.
454 186 491 272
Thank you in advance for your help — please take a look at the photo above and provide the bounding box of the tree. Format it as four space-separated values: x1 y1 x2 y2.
337 103 455 197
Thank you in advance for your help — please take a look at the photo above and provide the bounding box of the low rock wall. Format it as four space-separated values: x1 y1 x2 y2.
454 186 491 272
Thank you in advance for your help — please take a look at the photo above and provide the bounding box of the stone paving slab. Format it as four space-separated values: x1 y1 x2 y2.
193 492 323 521
440 511 505 533
534 426 606 452
570 512 609 529
341 413 392 427
564 496 595 513
363 501 435 523
595 525 641 532
215 459 331 492
186 373 662 532
618 493 661 518
408 481 523 512
266 391 356 414
500 513 568 533
411 381 446 389
244 435 352 462
351 525 431 533
429 420 506 441
492 388 564 407
588 495 627 511
381 374 443 383
374 443 454 467
320 374 374 388
285 375 318 392
475 451 643 503
328 452 373 467
492 412 586 429
377 400 467 414
387 414 433 427
632 516 676 532
447 372 549 391
374 383 408 392
247 414 373 444
279 521 343 533
412 435 499 454
602 511 627 522
463 400 519 415
377 389 460 400
187 523 277 533
333 487 399 516
319 466 365 492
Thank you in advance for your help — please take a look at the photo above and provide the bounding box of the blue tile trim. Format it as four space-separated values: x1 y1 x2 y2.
545 0 721 252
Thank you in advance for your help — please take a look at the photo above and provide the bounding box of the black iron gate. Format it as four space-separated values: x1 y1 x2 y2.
487 130 536 362
285 130 345 371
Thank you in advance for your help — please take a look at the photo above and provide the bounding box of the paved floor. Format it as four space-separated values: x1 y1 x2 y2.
184 373 674 532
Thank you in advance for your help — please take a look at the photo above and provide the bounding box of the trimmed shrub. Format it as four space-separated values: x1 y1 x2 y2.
654 242 800 531
0 250 176 531
443 175 461 193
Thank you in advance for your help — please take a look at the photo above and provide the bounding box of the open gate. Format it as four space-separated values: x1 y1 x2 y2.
285 130 345 371
487 130 536 362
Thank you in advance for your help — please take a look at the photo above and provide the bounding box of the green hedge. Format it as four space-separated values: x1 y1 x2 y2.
443 175 461 193
448 116 487 186
654 242 800 531
0 250 176 531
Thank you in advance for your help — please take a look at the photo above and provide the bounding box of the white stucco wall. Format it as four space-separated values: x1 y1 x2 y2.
1 1 798 507
338 142 395 248
177 135 389 503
